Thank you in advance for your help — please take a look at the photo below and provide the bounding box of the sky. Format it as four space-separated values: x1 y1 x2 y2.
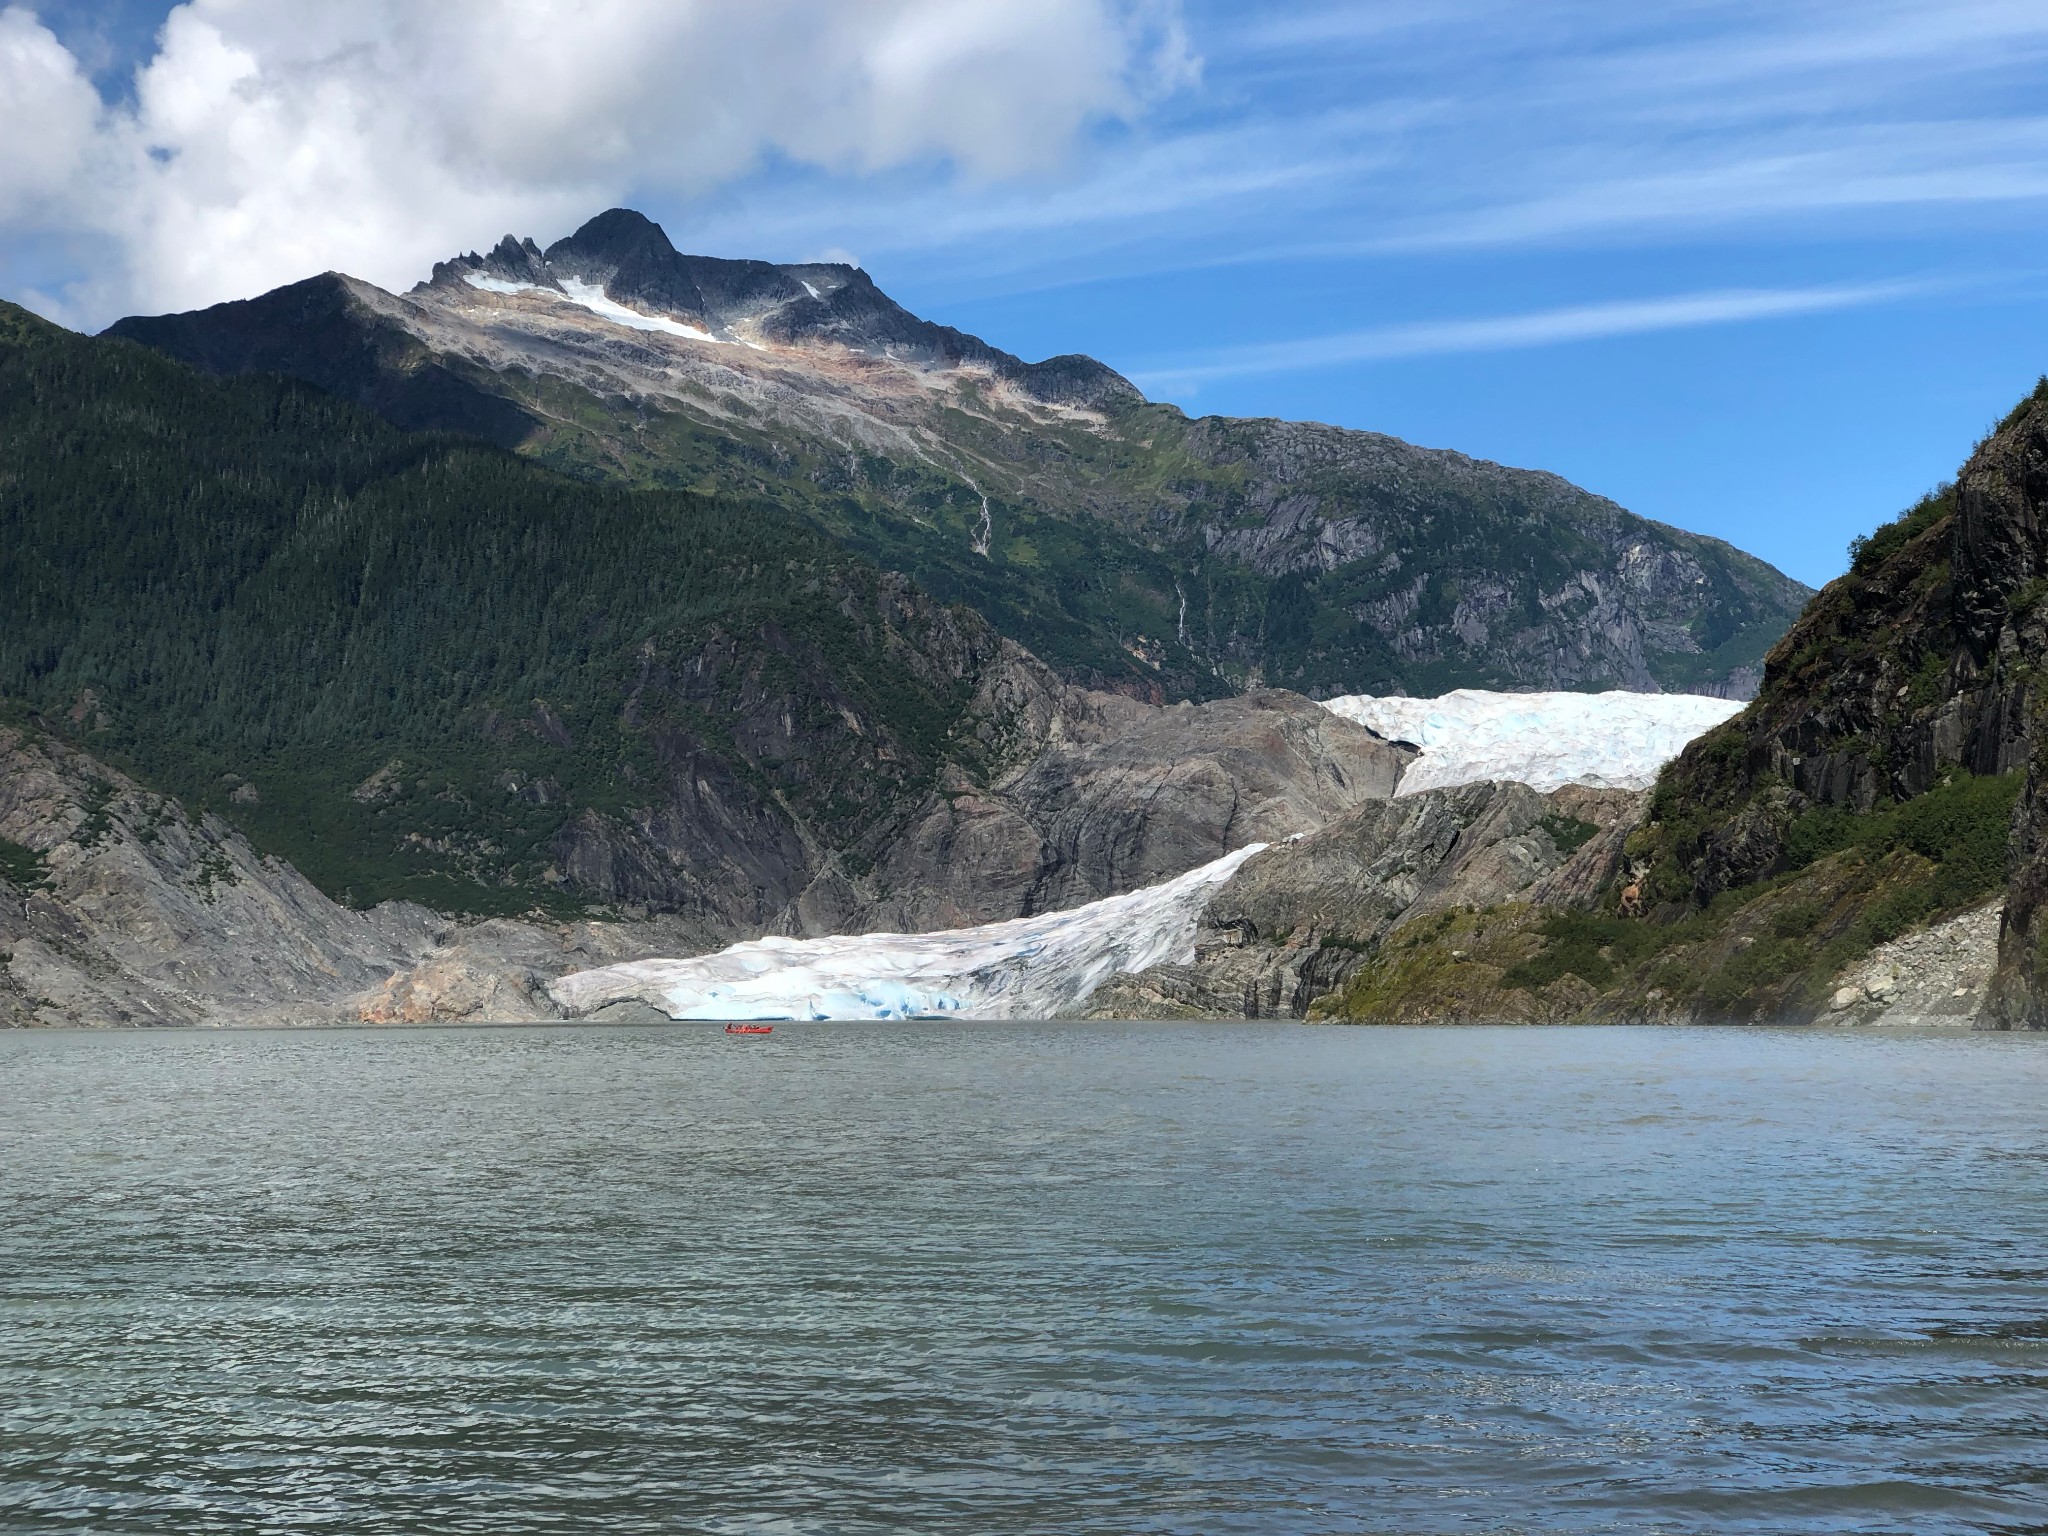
5 1 2048 588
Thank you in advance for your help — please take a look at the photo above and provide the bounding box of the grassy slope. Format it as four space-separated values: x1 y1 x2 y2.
1319 771 2018 1025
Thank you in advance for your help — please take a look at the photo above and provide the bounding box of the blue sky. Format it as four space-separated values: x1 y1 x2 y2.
7 1 2048 588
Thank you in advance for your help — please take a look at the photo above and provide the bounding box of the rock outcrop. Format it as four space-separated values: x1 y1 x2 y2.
0 724 420 1026
1818 901 2000 1027
0 722 756 1027
523 635 1412 939
1629 379 2048 1024
841 660 1411 932
1085 783 1642 1018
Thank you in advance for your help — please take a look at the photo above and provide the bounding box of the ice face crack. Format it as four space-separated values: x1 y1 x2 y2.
550 843 1268 1021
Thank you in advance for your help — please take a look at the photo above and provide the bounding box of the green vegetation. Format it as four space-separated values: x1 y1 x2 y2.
1847 482 1954 574
1995 373 2048 435
1538 813 1598 856
0 300 991 914
504 368 1232 700
1496 770 2019 1014
1781 770 2017 902
1502 911 1672 991
0 837 48 891
126 274 1810 703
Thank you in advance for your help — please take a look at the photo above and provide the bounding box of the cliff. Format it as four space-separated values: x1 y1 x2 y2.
1282 378 2048 1026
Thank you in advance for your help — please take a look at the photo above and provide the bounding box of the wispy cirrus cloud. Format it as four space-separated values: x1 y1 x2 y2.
1128 281 1923 393
1377 121 2048 254
638 0 2048 313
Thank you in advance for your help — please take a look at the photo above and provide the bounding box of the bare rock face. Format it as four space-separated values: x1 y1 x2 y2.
0 724 749 1028
527 634 1412 941
1085 782 1644 1019
530 570 1011 937
354 947 556 1024
341 914 719 1024
0 725 426 1026
1971 397 2048 1026
858 674 1411 931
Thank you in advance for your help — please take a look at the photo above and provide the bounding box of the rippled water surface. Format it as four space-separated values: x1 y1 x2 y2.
4 1023 2048 1534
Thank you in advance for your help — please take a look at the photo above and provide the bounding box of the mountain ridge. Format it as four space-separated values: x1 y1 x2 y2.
435 208 1144 411
107 207 1811 703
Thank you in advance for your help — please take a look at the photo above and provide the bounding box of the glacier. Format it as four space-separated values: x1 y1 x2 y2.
548 688 1741 1023
549 843 1268 1022
1320 688 1743 795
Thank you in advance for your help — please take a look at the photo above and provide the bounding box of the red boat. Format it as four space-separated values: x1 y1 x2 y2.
725 1024 774 1035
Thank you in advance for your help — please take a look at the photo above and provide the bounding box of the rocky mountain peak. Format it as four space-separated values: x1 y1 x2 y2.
431 233 550 290
558 206 676 262
419 206 1144 411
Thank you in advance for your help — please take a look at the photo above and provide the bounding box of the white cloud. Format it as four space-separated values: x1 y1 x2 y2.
0 6 100 218
7 0 1192 321
603 0 2048 315
1128 281 1920 391
685 111 1382 276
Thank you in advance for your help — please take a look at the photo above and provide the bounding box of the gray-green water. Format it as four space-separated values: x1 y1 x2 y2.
3 1023 2046 1534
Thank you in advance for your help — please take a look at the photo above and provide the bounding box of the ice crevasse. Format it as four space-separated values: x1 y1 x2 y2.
550 843 1269 1023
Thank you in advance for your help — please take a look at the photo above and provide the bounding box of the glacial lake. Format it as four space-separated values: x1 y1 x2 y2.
3 1023 2046 1534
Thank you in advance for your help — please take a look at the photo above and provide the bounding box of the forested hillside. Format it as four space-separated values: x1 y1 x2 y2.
0 301 1007 918
112 209 1813 701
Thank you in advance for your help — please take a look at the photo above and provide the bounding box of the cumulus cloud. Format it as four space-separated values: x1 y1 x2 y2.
5 0 1192 321
0 6 101 218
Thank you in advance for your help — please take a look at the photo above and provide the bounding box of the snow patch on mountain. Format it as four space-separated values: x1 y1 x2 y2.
461 274 540 297
1320 689 1743 795
557 277 729 343
550 843 1268 1021
462 270 754 347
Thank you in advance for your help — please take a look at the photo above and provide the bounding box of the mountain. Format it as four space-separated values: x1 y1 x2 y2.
0 300 1409 978
108 208 1811 701
1189 379 2048 1025
1630 377 2048 1023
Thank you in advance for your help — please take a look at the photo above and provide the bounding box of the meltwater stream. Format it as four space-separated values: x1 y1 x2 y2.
4 1024 2047 1534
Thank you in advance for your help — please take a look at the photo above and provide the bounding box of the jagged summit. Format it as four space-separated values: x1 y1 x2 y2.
426 207 1143 411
